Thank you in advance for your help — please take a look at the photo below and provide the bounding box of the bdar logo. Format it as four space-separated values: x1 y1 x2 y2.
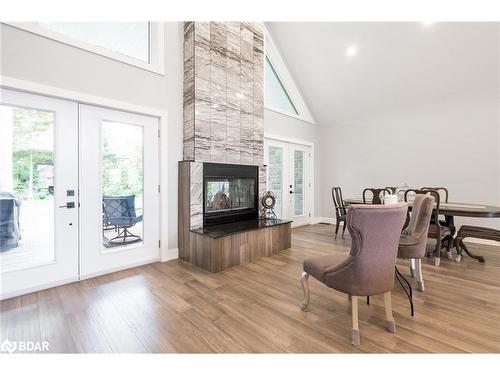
1 339 17 354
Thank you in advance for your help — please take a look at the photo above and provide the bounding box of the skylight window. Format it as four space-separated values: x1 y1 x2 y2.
265 56 299 116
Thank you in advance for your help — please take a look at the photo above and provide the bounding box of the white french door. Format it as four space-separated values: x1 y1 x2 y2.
264 138 312 227
0 89 79 299
0 89 160 299
79 105 160 278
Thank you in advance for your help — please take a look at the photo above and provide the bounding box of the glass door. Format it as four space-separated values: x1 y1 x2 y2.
0 89 79 299
264 139 312 227
288 144 310 227
264 139 286 219
79 105 159 278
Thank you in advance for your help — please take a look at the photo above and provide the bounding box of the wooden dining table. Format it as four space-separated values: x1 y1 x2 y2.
343 198 500 262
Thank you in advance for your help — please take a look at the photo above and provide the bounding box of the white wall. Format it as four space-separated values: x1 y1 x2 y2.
319 90 500 228
0 22 184 253
264 108 321 216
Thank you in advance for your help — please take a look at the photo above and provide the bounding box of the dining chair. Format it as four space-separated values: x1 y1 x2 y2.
404 189 453 266
331 187 348 238
420 187 449 203
363 188 392 204
300 202 408 345
385 186 398 194
398 194 434 291
420 187 455 251
454 225 500 263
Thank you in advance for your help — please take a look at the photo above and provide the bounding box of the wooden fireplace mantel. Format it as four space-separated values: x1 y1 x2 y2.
178 161 292 273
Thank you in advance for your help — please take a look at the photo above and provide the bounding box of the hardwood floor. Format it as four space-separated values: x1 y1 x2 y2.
1 224 500 353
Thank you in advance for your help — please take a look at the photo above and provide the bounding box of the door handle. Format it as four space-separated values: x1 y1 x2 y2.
289 190 294 194
59 202 75 209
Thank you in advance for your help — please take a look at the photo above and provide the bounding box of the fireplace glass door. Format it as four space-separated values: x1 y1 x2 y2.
205 178 256 214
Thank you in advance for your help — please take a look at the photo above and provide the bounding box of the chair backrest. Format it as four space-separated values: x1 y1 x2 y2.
405 189 440 227
340 203 408 295
402 194 435 258
362 188 392 204
102 195 137 223
420 187 448 203
331 187 347 218
385 186 397 194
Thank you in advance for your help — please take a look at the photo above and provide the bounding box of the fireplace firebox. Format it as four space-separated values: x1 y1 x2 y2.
203 163 259 227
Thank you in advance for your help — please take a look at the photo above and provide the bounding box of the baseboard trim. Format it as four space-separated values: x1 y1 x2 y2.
161 247 179 261
466 238 500 247
311 217 335 225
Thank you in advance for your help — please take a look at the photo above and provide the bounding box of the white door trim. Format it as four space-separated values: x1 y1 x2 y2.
0 75 170 263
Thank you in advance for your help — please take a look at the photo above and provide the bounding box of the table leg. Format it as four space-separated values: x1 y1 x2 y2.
395 266 414 316
457 238 485 263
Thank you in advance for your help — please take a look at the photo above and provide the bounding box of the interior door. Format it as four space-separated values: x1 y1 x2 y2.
0 89 79 299
264 139 312 227
79 104 160 278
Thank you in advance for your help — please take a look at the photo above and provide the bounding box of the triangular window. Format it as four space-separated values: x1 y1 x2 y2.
265 56 299 116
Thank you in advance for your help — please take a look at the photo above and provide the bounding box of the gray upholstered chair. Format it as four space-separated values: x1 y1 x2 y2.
300 202 408 346
398 194 434 292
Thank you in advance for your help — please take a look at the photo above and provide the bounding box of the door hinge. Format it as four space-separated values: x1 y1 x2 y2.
158 240 161 248
309 213 311 218
309 182 311 188
158 129 161 138
158 184 161 193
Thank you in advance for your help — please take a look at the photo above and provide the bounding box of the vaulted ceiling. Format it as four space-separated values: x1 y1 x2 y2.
266 22 500 125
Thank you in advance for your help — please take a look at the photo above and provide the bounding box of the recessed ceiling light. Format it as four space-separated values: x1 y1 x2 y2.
236 92 244 99
345 45 358 58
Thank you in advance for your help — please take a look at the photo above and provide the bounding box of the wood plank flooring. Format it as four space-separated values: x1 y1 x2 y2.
1 224 500 353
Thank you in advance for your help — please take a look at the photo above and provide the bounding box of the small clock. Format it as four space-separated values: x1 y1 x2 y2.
261 191 277 221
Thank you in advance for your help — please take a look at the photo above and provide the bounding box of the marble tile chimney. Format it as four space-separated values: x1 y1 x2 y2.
182 22 266 229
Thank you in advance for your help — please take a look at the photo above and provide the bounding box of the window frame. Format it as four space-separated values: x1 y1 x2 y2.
264 24 315 124
4 22 165 75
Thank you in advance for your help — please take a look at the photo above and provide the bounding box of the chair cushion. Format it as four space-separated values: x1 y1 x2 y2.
303 253 349 283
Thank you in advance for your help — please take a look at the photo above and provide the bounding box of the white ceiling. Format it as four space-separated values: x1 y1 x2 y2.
266 22 500 124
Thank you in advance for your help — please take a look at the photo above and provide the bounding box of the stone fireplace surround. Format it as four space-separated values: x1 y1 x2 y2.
183 21 267 231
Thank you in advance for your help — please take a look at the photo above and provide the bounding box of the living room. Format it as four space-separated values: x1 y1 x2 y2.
1 0 499 372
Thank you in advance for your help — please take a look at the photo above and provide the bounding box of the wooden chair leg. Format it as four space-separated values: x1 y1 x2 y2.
334 221 340 238
300 272 310 312
415 258 425 292
433 227 442 266
454 237 462 263
383 291 396 333
409 258 416 278
351 295 360 345
341 221 346 238
446 236 454 259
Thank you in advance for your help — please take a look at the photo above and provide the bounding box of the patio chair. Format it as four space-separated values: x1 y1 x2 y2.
0 191 21 252
102 195 142 244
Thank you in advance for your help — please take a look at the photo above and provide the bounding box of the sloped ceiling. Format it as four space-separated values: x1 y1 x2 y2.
266 22 500 124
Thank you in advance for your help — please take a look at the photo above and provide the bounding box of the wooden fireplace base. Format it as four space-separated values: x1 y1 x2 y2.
184 221 291 272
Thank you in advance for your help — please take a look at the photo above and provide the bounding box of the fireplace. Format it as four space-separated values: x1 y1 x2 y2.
203 163 259 226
